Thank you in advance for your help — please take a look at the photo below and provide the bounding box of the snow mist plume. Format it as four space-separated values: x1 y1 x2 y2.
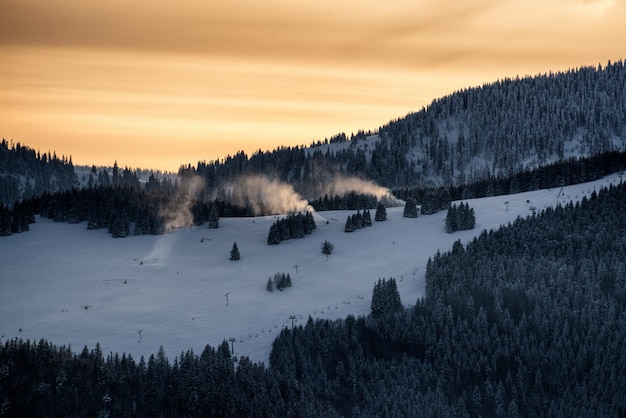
323 175 404 206
224 175 314 215
160 175 205 232
143 233 178 265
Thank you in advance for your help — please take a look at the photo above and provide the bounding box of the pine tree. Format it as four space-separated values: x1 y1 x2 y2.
322 240 334 257
445 205 458 233
375 202 387 222
403 197 418 218
267 223 281 245
0 204 12 236
345 216 354 232
208 204 219 229
230 242 240 261
304 212 316 234
354 210 363 228
292 214 305 238
363 209 372 227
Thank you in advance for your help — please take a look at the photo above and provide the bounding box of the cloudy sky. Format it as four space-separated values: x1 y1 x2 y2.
1 0 624 171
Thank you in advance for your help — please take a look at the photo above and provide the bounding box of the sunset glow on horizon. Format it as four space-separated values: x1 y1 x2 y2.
1 0 625 171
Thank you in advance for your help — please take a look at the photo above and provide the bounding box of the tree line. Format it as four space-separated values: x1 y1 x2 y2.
393 149 626 213
2 149 625 239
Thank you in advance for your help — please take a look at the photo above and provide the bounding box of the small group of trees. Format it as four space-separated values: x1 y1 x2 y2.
445 202 476 233
267 212 316 245
344 209 372 232
266 272 292 292
370 277 402 316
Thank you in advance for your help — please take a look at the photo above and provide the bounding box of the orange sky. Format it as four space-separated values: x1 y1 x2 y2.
1 0 624 172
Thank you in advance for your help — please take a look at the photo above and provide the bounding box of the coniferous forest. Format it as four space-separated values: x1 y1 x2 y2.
3 177 626 416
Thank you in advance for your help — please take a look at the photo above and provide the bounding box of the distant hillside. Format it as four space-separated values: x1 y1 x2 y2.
0 139 77 206
183 59 626 195
0 139 175 207
3 60 625 205
375 60 626 186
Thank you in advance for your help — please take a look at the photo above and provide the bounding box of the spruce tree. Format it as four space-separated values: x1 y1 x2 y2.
374 202 387 222
208 204 219 229
292 214 305 238
345 216 354 232
445 205 458 233
322 240 334 256
403 197 418 218
355 210 363 228
230 242 240 261
267 223 281 245
285 273 292 288
304 212 316 234
363 209 372 227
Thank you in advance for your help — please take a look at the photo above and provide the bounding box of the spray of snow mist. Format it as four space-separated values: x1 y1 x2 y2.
224 175 314 215
160 175 205 233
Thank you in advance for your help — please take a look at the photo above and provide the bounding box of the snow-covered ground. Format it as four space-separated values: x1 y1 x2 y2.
0 174 621 365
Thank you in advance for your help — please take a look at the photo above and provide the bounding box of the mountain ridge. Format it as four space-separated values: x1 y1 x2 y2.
2 59 625 205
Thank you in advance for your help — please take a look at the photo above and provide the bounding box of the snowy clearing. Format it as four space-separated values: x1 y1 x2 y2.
0 173 621 364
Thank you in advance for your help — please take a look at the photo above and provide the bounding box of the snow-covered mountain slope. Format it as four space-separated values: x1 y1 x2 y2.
0 173 622 364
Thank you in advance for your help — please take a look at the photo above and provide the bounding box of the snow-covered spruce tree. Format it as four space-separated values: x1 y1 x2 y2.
374 202 387 222
403 197 418 218
462 203 476 230
355 211 365 229
291 214 305 239
208 204 219 229
230 242 240 260
362 209 372 226
322 240 334 256
267 223 281 245
445 204 458 233
344 216 354 232
304 211 316 234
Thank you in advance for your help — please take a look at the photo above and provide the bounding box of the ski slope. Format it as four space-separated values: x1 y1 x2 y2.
0 174 621 365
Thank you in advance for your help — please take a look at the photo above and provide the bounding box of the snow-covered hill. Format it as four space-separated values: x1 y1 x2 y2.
0 173 622 364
